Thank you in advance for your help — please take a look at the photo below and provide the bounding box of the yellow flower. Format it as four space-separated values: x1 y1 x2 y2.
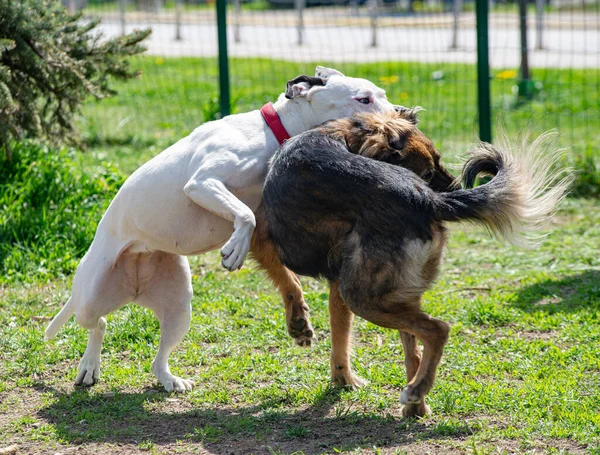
155 57 164 65
400 92 408 100
379 75 399 85
497 70 517 80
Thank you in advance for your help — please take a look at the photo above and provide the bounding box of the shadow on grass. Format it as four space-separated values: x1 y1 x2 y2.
36 383 476 454
513 270 600 314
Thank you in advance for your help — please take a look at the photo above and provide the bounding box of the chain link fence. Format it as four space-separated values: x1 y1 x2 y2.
73 0 599 162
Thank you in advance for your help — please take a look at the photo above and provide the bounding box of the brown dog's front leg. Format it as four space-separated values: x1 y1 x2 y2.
328 282 367 388
250 206 314 347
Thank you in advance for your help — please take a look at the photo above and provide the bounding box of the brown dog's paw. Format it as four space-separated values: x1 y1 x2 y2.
288 317 314 347
400 385 424 405
401 401 430 418
331 371 368 389
295 335 312 347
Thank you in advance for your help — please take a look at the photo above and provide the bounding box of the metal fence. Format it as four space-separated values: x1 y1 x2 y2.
74 0 600 160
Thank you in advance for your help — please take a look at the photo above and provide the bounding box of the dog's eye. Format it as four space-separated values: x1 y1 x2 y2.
356 97 371 105
423 170 434 181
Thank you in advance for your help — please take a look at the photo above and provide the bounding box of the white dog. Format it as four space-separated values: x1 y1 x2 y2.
45 66 401 392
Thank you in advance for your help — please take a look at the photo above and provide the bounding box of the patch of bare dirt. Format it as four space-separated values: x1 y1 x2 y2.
519 330 560 341
2 437 590 455
1 385 590 455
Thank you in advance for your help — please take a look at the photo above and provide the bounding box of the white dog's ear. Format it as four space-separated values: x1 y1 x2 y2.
315 66 345 80
285 75 326 99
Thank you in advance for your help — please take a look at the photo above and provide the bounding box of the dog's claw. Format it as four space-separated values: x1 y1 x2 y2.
296 337 312 347
332 373 368 389
75 356 101 387
220 231 251 272
402 402 431 418
164 377 194 393
288 316 315 347
153 366 195 393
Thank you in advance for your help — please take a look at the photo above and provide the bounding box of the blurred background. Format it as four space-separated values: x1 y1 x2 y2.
64 0 598 176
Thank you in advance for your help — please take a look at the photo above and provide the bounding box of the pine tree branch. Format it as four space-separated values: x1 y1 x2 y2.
23 37 45 60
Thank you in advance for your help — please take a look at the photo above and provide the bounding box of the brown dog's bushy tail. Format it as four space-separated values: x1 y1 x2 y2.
433 131 573 248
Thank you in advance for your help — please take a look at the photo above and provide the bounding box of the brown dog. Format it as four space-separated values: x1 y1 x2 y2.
249 110 455 418
251 110 570 418
249 108 453 348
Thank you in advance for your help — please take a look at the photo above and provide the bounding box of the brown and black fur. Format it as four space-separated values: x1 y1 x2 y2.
255 110 571 417
249 108 453 349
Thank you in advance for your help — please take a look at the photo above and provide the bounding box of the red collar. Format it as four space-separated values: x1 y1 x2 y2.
260 103 290 145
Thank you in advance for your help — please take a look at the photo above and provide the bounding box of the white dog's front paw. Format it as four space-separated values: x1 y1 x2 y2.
75 355 101 387
157 371 195 393
220 231 251 272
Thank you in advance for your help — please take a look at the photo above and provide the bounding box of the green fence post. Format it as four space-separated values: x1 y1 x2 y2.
216 0 231 117
475 0 492 143
518 0 535 99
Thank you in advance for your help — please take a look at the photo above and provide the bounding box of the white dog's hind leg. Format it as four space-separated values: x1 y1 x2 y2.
75 316 106 386
135 252 194 392
73 246 136 387
184 177 256 271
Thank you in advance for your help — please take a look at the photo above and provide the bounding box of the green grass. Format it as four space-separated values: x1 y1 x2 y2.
0 142 125 283
1 57 599 453
83 0 274 13
1 192 598 453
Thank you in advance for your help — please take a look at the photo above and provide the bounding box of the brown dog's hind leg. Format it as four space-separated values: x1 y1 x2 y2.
250 206 314 346
329 281 367 388
393 311 449 412
399 331 430 417
341 286 449 416
376 309 448 414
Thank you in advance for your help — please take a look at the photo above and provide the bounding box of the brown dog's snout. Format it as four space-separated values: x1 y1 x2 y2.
430 166 458 192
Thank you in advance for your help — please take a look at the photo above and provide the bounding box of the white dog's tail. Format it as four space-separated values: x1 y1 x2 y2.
45 297 75 340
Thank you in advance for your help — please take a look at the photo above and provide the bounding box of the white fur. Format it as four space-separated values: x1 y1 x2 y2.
45 66 400 392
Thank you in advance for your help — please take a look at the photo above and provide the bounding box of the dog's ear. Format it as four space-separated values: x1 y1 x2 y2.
315 66 345 80
358 134 408 163
379 148 408 165
371 131 409 164
394 106 423 125
285 75 326 99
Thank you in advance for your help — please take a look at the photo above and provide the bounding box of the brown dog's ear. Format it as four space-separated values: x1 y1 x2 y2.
379 149 408 165
394 106 423 125
362 140 408 164
285 75 326 99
